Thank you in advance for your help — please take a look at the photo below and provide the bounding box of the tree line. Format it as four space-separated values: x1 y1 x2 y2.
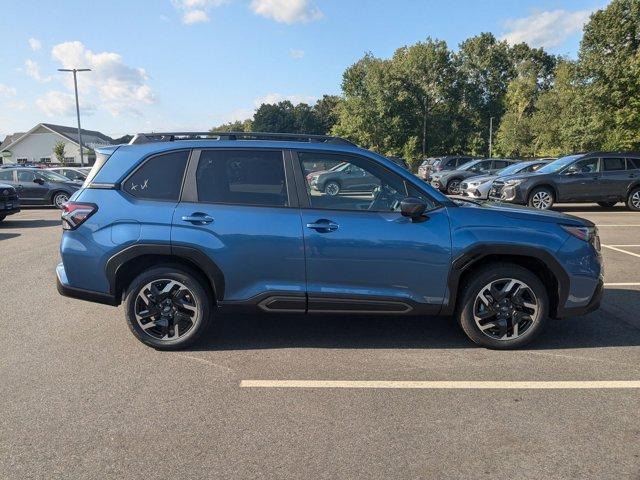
212 0 640 169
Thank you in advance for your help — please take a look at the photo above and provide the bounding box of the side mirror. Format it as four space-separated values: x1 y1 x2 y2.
401 197 427 222
33 177 45 185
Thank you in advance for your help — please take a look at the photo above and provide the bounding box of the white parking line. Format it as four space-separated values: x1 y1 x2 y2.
604 282 640 286
606 245 640 247
240 380 640 389
595 224 640 227
602 245 640 258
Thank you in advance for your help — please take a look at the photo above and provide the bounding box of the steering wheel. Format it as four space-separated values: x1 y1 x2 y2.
368 184 398 211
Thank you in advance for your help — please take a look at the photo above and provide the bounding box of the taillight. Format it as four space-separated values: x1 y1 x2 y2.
61 202 97 230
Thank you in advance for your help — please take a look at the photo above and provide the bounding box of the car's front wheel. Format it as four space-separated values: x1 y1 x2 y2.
627 187 640 212
52 191 70 209
446 179 462 195
597 201 617 208
324 181 340 196
124 266 212 350
0 214 5 223
528 187 554 210
457 264 548 349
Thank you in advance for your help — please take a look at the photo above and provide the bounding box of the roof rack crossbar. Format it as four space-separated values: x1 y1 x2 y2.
129 131 356 147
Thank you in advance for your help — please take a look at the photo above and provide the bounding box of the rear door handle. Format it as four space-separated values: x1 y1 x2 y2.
181 213 213 225
306 219 339 232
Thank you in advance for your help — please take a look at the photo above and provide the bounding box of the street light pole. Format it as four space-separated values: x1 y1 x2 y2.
489 116 494 158
58 68 91 167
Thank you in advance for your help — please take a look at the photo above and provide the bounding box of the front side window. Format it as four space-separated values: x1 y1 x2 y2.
17 170 35 182
493 160 510 169
123 150 189 201
603 158 625 171
196 150 288 207
628 158 640 170
567 157 599 174
299 152 436 212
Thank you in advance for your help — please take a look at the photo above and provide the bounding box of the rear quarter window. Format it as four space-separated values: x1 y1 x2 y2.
123 150 189 201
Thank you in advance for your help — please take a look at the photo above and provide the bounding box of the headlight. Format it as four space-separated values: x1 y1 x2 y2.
561 225 600 251
2 189 8 196
504 179 525 187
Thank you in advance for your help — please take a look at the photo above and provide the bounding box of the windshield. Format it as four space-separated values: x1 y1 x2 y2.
536 155 583 174
457 159 481 171
496 163 529 176
37 170 71 182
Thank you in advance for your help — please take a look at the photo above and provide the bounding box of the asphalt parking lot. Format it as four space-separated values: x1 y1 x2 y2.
1 206 639 479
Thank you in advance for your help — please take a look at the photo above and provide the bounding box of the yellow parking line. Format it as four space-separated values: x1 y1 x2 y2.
240 380 640 389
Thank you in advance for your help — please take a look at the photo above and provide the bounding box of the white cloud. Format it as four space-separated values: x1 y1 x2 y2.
50 41 155 116
8 100 28 111
36 91 96 117
250 0 323 24
182 9 209 23
501 9 593 49
289 49 305 59
25 59 52 83
0 84 17 97
28 38 42 51
171 0 228 24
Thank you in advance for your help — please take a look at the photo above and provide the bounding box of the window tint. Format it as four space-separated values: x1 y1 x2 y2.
627 158 640 170
17 170 35 182
299 152 436 212
493 160 510 169
603 158 625 171
196 150 287 206
530 163 544 172
123 151 189 201
0 170 13 181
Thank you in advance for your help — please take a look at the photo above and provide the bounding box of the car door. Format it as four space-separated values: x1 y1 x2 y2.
295 150 451 314
555 157 600 202
599 157 629 200
16 169 48 201
172 148 306 307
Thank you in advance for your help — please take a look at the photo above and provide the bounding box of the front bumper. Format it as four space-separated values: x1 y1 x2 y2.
460 182 490 199
0 195 20 216
488 183 527 204
56 262 118 306
430 179 445 192
556 276 604 318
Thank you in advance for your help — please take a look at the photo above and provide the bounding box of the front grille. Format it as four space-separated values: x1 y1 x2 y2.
489 181 504 198
0 193 18 202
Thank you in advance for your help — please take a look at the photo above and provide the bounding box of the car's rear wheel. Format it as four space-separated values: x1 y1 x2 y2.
446 179 462 195
52 191 69 209
528 187 554 210
324 181 340 196
627 187 640 212
124 266 212 350
597 201 617 208
457 264 548 349
0 214 5 223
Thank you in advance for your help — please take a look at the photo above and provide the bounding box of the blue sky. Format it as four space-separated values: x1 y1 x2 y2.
0 0 606 138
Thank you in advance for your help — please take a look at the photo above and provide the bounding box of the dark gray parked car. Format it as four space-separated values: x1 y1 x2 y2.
430 158 519 195
0 182 19 222
0 168 80 208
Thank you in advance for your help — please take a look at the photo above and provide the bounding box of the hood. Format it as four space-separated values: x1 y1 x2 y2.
455 198 592 227
495 171 549 183
464 174 496 184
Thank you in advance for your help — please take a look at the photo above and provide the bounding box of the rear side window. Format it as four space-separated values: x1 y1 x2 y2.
17 170 35 182
123 151 189 201
196 150 287 207
603 158 625 171
627 158 640 170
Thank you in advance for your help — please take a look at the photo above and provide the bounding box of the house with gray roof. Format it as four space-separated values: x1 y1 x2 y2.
0 123 115 166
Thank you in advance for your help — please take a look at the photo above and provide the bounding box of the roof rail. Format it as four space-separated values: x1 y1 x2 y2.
129 131 357 147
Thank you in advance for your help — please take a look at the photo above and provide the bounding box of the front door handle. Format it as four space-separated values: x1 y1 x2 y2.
306 219 339 232
181 213 213 225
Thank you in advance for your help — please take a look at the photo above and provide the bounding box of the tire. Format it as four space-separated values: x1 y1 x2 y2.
124 266 212 350
527 187 554 210
324 181 340 196
52 191 70 209
456 263 548 349
0 215 5 223
597 201 617 208
627 187 640 212
446 178 462 195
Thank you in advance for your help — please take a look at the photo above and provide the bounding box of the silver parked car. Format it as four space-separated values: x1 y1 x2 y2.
460 160 551 200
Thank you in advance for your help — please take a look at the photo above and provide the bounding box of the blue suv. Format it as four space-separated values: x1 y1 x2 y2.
56 132 603 350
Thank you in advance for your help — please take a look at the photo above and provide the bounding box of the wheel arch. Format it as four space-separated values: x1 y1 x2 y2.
443 244 569 319
48 189 72 204
528 183 558 203
106 244 225 305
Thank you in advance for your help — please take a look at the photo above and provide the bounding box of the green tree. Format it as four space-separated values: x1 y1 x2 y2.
53 141 66 164
313 95 342 134
211 119 252 132
252 101 298 132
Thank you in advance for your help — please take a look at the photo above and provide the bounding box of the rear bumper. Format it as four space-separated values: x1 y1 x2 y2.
0 206 20 216
56 262 118 306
